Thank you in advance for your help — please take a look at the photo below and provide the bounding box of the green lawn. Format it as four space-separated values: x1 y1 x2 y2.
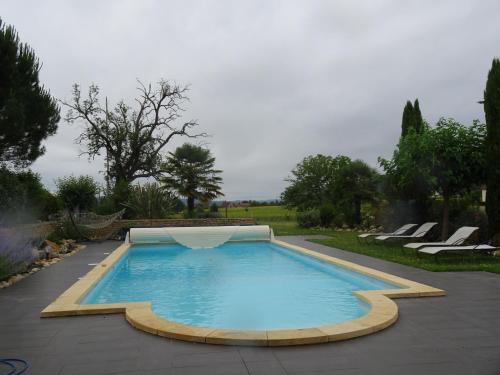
310 231 500 274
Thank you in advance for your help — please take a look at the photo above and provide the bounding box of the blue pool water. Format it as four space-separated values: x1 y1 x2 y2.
82 242 401 330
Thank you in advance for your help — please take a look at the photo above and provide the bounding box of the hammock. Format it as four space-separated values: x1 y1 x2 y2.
65 209 126 241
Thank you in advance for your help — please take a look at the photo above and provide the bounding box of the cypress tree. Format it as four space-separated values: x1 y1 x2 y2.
401 101 414 138
484 58 500 242
413 99 423 134
401 99 424 137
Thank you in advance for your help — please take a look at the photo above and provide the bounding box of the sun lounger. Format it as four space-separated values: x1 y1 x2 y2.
375 222 438 241
418 244 497 255
358 223 417 240
404 226 478 249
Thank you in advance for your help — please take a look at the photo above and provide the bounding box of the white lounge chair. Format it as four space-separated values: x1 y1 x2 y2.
358 223 417 241
404 226 479 249
375 222 438 242
418 244 497 256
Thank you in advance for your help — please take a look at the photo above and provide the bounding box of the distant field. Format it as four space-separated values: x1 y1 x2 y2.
224 205 296 222
224 206 338 236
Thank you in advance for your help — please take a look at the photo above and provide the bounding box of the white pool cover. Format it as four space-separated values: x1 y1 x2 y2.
129 225 272 249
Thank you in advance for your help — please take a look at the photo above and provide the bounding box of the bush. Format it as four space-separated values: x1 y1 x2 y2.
124 182 177 219
358 202 376 228
0 166 60 225
0 229 38 280
94 195 118 215
319 204 335 227
56 175 98 212
46 220 82 242
297 209 321 228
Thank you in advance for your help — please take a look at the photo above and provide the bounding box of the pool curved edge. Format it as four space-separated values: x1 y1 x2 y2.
40 240 445 346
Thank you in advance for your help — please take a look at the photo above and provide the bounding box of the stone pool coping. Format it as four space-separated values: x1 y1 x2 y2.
40 239 445 346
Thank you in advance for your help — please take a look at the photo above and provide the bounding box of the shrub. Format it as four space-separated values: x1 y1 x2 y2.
94 195 118 215
0 229 38 280
319 204 335 227
297 209 321 228
124 182 177 219
56 175 98 212
0 166 60 225
46 220 82 242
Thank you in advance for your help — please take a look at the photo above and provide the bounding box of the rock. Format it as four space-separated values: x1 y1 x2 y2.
44 240 60 253
0 281 9 288
9 274 24 284
32 267 40 272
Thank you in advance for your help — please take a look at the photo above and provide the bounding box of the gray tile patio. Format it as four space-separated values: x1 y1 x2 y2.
1 236 499 375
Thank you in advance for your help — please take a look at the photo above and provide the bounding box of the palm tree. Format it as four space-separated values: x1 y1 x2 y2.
161 144 223 213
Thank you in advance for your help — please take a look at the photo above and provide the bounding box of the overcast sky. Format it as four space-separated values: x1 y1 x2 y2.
2 1 499 199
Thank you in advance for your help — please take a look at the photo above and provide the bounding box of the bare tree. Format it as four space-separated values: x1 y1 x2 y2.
62 80 205 187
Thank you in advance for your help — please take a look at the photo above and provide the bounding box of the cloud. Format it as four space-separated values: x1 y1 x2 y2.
2 0 499 198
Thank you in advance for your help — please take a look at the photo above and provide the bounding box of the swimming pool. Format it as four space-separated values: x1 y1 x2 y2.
82 242 400 330
41 227 445 346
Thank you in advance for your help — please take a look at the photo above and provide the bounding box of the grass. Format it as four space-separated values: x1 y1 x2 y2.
224 205 296 221
229 206 500 273
182 204 500 274
310 231 500 274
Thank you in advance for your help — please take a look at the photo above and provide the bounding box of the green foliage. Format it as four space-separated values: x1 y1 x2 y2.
0 166 59 224
281 154 350 210
401 99 424 138
484 58 500 241
0 256 10 281
110 179 131 213
380 118 486 238
0 18 60 166
296 209 321 228
210 202 219 213
162 143 223 212
94 195 118 215
334 159 379 225
248 200 281 207
282 154 378 227
319 204 335 227
123 182 177 219
429 118 486 196
47 220 82 242
414 99 423 134
56 175 98 213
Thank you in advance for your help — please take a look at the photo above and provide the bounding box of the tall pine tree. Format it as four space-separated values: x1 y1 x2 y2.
401 101 414 137
484 58 500 242
413 99 423 134
401 99 424 137
0 18 60 166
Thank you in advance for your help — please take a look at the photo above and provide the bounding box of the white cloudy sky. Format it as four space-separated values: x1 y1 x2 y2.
2 0 499 199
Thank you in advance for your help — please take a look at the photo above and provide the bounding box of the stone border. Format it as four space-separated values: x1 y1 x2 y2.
0 244 87 290
41 240 445 346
